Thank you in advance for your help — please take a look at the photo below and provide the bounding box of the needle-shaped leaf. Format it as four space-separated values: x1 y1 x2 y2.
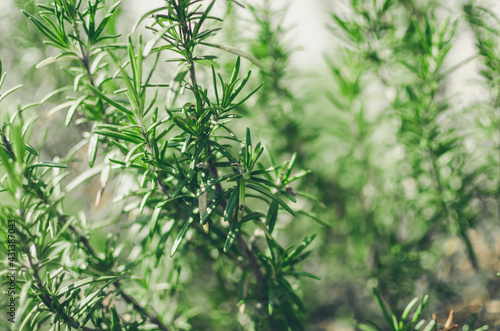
212 65 220 104
188 139 206 181
171 217 194 257
279 189 297 203
56 276 119 297
401 297 420 324
240 211 265 223
28 161 68 169
0 147 20 188
266 200 279 233
295 210 331 227
65 95 87 126
208 140 237 162
225 83 262 112
230 56 241 86
93 1 121 42
22 11 67 49
358 323 381 331
0 84 23 103
422 320 435 331
201 192 225 224
149 201 165 239
284 234 316 265
283 271 321 280
373 288 397 331
246 183 295 215
411 295 428 323
224 216 241 252
87 84 135 118
132 7 168 33
144 24 178 57
87 132 99 168
286 170 312 184
224 187 239 222
278 277 306 313
192 0 215 38
203 43 264 69
94 129 144 144
227 70 251 105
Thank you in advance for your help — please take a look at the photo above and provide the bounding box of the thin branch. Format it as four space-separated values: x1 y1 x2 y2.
26 174 167 330
180 15 266 288
27 254 81 329
117 282 169 331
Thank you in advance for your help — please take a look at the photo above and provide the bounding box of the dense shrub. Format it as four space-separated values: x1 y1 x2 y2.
0 0 498 330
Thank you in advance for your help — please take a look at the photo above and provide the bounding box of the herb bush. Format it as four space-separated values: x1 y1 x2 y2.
0 0 499 330
229 0 499 328
0 0 323 330
302 0 499 327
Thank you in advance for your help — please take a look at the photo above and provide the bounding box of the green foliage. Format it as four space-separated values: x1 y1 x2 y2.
360 290 430 331
0 0 321 330
360 289 488 331
319 0 499 306
0 0 499 330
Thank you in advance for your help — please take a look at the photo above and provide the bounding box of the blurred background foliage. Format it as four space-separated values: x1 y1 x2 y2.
0 0 499 330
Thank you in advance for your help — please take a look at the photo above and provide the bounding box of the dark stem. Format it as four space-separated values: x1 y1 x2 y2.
177 5 266 288
27 255 82 329
26 174 168 330
117 282 169 331
73 22 107 118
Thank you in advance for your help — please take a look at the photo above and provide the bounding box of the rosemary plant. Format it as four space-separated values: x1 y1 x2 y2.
360 289 488 331
1 0 499 330
322 0 499 318
0 0 320 329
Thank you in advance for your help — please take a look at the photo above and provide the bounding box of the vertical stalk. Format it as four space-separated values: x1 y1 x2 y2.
177 1 266 288
427 146 478 270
